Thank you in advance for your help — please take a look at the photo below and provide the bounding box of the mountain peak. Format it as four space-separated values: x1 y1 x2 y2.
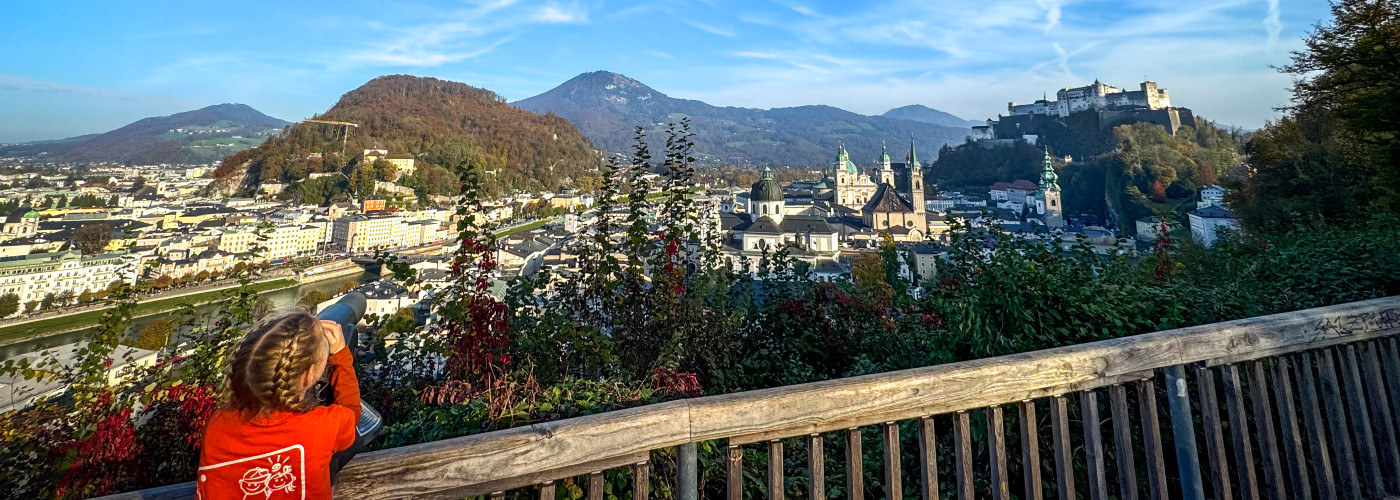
882 105 982 128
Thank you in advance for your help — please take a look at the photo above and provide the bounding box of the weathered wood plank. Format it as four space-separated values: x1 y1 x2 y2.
1081 391 1107 500
1270 357 1312 500
633 462 649 500
1339 345 1385 498
769 440 784 500
1316 348 1362 499
919 417 939 500
882 422 902 500
1292 352 1336 500
589 472 604 500
1194 366 1231 500
1049 396 1075 500
954 411 974 500
988 406 1009 500
729 444 744 500
1360 342 1400 492
1221 364 1260 500
809 434 825 500
490 491 505 500
847 428 864 500
1017 401 1042 500
540 481 556 500
1108 385 1138 500
1381 339 1400 451
1246 360 1284 500
1136 379 1168 500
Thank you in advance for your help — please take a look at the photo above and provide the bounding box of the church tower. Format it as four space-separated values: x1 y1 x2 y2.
878 142 894 186
833 143 857 206
1036 147 1063 229
750 166 786 224
908 139 925 216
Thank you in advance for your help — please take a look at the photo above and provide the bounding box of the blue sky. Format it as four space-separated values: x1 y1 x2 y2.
1 0 1331 143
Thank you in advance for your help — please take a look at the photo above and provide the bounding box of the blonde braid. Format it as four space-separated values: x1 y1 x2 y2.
226 313 323 419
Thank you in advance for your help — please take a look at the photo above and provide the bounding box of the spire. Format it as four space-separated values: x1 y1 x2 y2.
761 165 773 180
879 141 891 164
1039 147 1059 192
907 137 920 169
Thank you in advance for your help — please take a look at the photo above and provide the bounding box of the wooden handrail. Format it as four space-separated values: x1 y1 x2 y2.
99 295 1400 499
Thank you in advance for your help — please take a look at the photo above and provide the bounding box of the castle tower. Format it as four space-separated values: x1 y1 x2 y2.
1036 147 1063 229
907 139 925 216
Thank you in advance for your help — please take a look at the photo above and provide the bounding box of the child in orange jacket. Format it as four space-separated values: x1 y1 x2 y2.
197 313 360 500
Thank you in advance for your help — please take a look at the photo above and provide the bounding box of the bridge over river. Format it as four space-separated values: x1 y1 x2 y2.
105 296 1400 499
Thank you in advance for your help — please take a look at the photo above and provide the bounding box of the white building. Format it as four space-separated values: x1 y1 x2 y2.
1188 205 1238 247
0 251 135 315
1199 185 1226 208
1009 80 1171 117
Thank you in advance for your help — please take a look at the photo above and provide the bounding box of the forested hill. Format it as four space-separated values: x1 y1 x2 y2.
513 71 972 166
0 104 288 165
211 75 601 196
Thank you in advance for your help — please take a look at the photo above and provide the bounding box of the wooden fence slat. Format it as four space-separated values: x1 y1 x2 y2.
882 423 902 500
1270 357 1313 500
490 491 505 500
919 417 939 500
1136 378 1169 500
1246 360 1285 500
954 411 974 500
1193 366 1232 500
769 440 785 500
988 406 1010 500
1050 396 1076 500
1381 339 1400 451
847 428 864 500
1339 345 1385 498
540 481 556 500
633 462 649 500
1222 364 1260 500
1316 348 1362 499
1081 391 1107 500
1360 342 1400 492
1293 353 1336 500
809 434 825 500
1108 385 1138 500
729 444 744 500
1017 401 1042 500
589 472 604 500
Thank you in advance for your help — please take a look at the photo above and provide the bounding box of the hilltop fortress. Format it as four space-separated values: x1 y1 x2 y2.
974 80 1196 142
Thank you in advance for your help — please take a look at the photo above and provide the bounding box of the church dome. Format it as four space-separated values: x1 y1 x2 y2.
751 167 784 202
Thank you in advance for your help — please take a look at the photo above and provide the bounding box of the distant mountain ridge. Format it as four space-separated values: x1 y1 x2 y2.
513 71 973 166
882 105 983 128
0 104 289 164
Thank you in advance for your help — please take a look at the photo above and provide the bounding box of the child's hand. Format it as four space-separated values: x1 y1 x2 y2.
320 320 346 354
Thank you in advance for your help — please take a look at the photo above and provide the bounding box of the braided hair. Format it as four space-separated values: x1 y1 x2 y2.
226 312 325 420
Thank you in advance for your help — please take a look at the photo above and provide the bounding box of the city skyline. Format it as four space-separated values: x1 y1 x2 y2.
2 0 1330 143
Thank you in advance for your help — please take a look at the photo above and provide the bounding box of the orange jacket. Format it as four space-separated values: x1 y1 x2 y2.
197 348 360 500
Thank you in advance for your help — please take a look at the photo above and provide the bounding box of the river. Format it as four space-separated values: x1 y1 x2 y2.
0 270 380 360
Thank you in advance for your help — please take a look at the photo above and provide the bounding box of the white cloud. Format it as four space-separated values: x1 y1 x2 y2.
345 0 590 67
686 20 737 38
1265 0 1282 45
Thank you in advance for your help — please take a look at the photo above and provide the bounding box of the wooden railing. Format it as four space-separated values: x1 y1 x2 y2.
104 296 1400 499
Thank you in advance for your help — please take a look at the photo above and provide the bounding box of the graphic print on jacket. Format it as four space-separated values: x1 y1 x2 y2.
199 444 305 499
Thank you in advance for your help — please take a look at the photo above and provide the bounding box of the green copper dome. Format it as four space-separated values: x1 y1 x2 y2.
1039 148 1060 192
751 166 785 202
879 142 891 163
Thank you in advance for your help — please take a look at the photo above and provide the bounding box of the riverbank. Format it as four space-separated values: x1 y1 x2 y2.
0 278 298 346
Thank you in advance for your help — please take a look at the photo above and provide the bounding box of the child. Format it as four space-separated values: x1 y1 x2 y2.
197 313 361 500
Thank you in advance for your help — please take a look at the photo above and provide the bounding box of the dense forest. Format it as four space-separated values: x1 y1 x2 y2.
212 75 603 200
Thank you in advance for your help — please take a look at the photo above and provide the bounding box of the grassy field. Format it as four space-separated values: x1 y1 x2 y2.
497 219 550 237
0 278 297 344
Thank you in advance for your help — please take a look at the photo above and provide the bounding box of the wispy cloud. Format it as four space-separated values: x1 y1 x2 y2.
0 73 199 106
346 0 590 67
1264 0 1282 45
686 20 737 38
1036 0 1062 33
